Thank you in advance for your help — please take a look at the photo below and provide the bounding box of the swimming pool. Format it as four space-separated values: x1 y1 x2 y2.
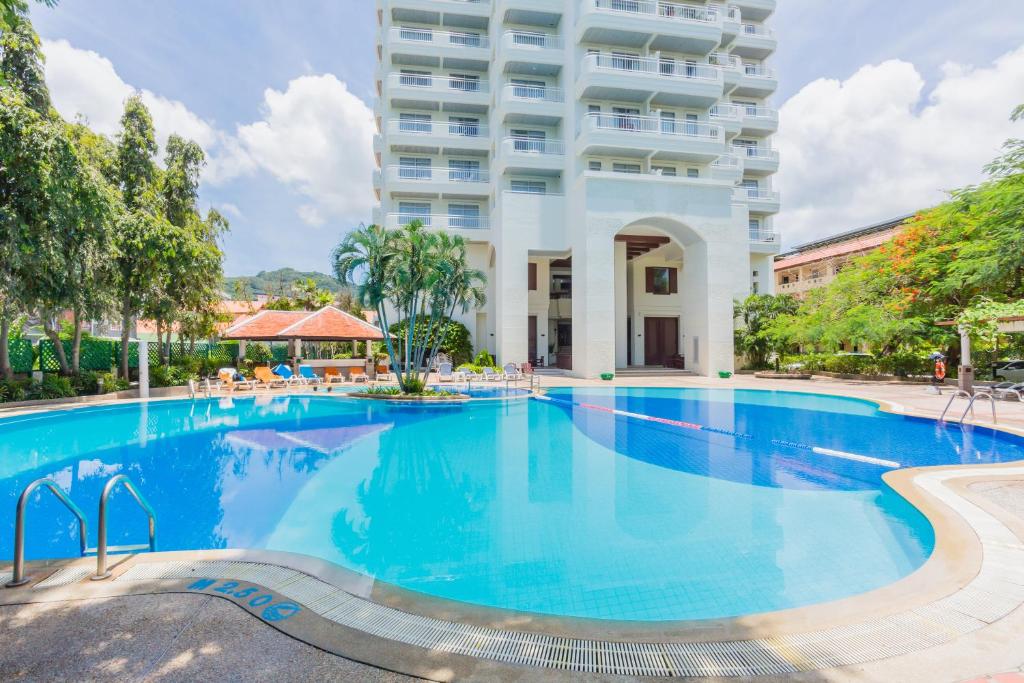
2 388 1022 621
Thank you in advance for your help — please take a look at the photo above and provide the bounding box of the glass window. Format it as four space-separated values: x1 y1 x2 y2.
399 70 431 87
448 203 480 229
399 26 432 42
448 116 479 136
449 31 481 47
651 165 676 176
399 157 431 180
448 159 481 182
399 112 432 133
749 218 761 231
613 163 642 174
511 129 546 153
589 160 603 171
449 73 480 92
510 180 547 194
646 267 674 295
511 78 545 98
398 202 432 226
686 168 699 178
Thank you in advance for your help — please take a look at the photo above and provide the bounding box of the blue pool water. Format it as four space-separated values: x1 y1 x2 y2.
2 388 1022 621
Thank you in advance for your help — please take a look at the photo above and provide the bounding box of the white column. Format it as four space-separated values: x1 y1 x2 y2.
137 340 149 399
238 339 247 361
573 235 616 378
614 241 628 369
495 245 529 365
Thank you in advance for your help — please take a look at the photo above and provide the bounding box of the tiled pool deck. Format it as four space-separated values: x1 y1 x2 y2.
3 375 1024 682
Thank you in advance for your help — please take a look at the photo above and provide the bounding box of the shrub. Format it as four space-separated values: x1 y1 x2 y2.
149 364 199 388
245 342 272 363
0 379 32 403
389 317 474 366
473 350 495 367
32 375 77 400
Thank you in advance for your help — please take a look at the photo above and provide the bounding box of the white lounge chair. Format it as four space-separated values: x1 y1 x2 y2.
457 366 481 381
437 362 455 382
502 363 524 381
993 382 1024 401
481 367 502 382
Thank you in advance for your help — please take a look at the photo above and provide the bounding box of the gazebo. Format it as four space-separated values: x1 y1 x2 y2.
222 306 386 378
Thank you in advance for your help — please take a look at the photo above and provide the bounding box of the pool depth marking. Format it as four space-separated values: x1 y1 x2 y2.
537 394 900 469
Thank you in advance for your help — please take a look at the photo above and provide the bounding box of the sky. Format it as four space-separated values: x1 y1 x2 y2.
28 0 1024 274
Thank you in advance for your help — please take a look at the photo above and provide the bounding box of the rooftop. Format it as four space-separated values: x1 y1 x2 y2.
774 215 913 271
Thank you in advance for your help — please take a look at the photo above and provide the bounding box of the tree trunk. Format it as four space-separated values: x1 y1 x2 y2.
71 312 84 375
120 300 131 380
41 316 71 376
0 316 12 381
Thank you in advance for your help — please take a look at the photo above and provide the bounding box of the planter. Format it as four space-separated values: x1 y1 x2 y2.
718 371 733 379
600 373 614 381
348 392 470 403
754 371 812 380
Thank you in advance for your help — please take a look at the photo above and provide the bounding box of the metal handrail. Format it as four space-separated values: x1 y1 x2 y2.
6 479 88 588
962 391 997 424
940 389 973 422
92 475 157 580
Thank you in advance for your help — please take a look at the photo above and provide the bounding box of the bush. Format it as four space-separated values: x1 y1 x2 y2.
0 379 31 403
473 350 495 367
149 364 199 388
246 342 272 363
389 317 474 366
31 375 77 400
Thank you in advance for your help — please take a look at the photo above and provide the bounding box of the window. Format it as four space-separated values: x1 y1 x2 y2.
612 106 641 130
752 282 760 294
782 276 790 285
399 26 432 42
511 78 545 98
742 179 760 198
611 51 640 71
399 112 432 133
448 203 480 229
734 100 758 115
398 202 432 226
684 113 699 136
735 139 759 156
588 104 601 114
658 56 676 76
811 269 821 279
449 73 480 92
512 31 547 48
511 129 546 153
645 267 678 295
686 168 699 178
399 69 431 87
651 165 676 176
660 111 676 134
449 159 481 182
510 180 547 194
749 218 761 231
684 59 698 78
448 116 479 136
399 157 431 180
589 160 603 172
613 162 642 174
449 31 481 47
528 263 538 291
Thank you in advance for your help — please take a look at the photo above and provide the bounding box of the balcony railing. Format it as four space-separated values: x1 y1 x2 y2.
749 230 779 243
388 166 491 183
391 27 490 49
390 73 490 94
740 23 775 38
389 213 489 230
736 104 777 119
745 189 780 201
504 137 566 155
503 83 565 102
709 103 742 121
740 63 777 79
504 30 563 50
589 0 720 24
711 153 741 169
584 112 722 140
707 52 741 70
583 53 720 81
387 119 490 139
733 144 778 161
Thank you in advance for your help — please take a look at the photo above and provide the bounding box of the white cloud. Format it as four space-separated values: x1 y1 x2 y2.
775 45 1024 247
43 39 220 157
227 75 376 226
219 202 244 219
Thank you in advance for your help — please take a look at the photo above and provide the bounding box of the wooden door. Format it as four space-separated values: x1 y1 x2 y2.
644 317 679 366
528 316 537 363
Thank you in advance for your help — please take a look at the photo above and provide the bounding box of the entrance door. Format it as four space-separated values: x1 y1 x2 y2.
644 317 679 366
528 316 538 364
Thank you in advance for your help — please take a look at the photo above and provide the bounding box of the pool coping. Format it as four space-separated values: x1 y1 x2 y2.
3 388 1024 679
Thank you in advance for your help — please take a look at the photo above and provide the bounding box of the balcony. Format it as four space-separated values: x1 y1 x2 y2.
733 144 779 175
388 0 491 27
385 27 490 70
578 112 725 162
577 0 723 55
733 63 778 97
495 0 564 28
499 83 565 126
707 51 742 88
385 212 491 235
710 153 743 183
384 73 489 113
497 31 564 77
384 119 491 155
749 229 781 253
383 165 492 199
496 136 566 175
716 4 741 39
577 53 724 108
737 104 778 135
743 188 780 214
732 23 777 59
709 103 742 137
730 0 776 22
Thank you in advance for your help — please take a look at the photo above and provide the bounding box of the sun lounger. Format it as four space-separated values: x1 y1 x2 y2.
272 364 307 387
457 366 481 381
481 367 502 382
993 382 1024 401
254 366 287 389
324 367 346 384
218 368 256 391
349 367 369 383
298 366 323 385
502 363 524 381
437 362 455 382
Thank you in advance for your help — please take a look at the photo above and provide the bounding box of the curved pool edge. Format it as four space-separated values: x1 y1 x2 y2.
4 460 1023 680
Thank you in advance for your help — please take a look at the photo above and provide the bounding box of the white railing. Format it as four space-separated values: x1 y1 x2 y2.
504 31 563 50
749 230 779 243
711 153 741 169
589 0 720 25
388 213 490 230
740 23 775 38
709 103 742 120
390 73 490 94
733 144 778 161
503 83 565 103
584 112 722 139
707 52 741 70
388 118 489 139
392 27 489 49
583 53 720 81
503 137 566 155
745 189 780 201
740 63 777 79
387 166 490 184
736 104 777 119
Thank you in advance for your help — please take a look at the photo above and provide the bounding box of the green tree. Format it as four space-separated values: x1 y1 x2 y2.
734 294 799 369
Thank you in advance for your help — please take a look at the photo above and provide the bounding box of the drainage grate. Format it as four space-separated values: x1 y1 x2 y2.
108 465 1024 678
34 566 91 588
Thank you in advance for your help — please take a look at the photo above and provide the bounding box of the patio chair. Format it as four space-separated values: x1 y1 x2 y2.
993 382 1024 401
437 362 455 382
481 367 502 382
217 368 256 392
324 367 346 384
457 365 481 381
253 366 287 389
349 367 370 383
272 364 307 387
298 366 324 385
502 363 524 381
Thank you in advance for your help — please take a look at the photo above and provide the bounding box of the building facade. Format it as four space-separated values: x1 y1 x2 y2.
774 216 910 300
373 0 780 376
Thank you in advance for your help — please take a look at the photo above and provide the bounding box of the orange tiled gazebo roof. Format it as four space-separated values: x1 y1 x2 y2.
222 306 385 342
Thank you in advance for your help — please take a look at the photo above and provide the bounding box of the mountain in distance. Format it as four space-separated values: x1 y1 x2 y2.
223 268 350 298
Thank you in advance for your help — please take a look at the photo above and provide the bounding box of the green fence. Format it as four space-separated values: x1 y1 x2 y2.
8 338 33 374
168 341 239 364
40 338 118 373
36 338 240 373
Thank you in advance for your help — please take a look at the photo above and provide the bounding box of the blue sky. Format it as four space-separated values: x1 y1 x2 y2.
30 0 1024 274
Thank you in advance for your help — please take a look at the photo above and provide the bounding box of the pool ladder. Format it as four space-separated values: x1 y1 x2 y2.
940 389 997 425
5 474 157 588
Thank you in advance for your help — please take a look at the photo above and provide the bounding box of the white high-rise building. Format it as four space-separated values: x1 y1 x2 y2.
373 0 780 377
